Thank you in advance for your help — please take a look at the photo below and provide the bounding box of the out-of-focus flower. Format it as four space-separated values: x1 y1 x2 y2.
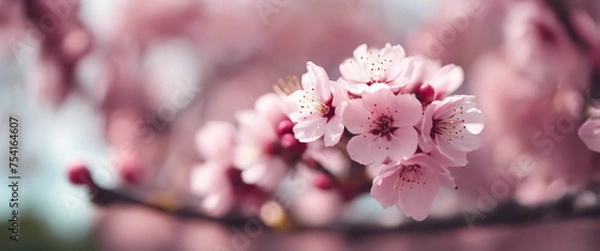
467 0 596 207
234 93 292 192
503 1 585 84
339 43 409 94
343 83 421 165
24 0 93 105
191 121 237 217
190 162 236 217
419 95 483 166
370 153 455 221
401 56 464 100
286 62 348 147
191 121 267 217
578 106 600 152
195 121 237 165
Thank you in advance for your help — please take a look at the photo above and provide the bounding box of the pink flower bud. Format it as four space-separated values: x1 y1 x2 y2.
415 83 435 105
68 162 92 185
120 159 144 185
313 173 334 190
276 120 295 138
280 133 307 155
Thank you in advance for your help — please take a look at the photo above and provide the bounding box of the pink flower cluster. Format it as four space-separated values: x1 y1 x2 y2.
193 44 484 221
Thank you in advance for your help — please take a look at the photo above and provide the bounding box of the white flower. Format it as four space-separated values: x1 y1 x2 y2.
286 62 348 146
339 43 410 94
419 95 484 166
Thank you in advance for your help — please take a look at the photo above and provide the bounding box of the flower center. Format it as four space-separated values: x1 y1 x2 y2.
394 164 425 190
371 115 397 141
431 107 467 142
349 50 393 83
297 90 329 118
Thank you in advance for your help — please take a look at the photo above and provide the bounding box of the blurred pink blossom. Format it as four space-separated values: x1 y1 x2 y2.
234 93 292 192
578 107 600 152
401 56 464 100
503 1 586 84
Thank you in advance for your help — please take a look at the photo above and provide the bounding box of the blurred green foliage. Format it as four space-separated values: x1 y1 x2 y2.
0 212 96 251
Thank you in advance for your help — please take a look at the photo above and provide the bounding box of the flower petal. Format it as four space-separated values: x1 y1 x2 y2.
254 93 287 125
430 64 464 99
342 99 372 134
391 93 423 127
397 168 440 221
195 121 236 164
462 109 484 134
323 116 344 146
339 44 371 85
578 118 600 152
418 106 436 153
256 157 288 192
389 127 419 161
347 134 387 165
330 80 349 107
406 55 441 83
304 61 332 101
447 130 482 152
362 83 395 115
241 160 268 184
435 137 468 166
371 171 401 209
293 119 326 143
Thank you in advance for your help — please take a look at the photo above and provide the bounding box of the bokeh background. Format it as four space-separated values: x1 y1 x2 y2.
1 0 600 250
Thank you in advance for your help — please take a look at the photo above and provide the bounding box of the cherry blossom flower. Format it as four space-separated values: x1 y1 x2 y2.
286 62 348 146
503 1 583 84
342 83 421 165
234 93 292 192
401 55 464 100
192 121 268 217
190 162 236 217
370 153 455 221
578 106 600 152
419 95 484 167
339 43 410 94
191 121 237 217
195 121 237 165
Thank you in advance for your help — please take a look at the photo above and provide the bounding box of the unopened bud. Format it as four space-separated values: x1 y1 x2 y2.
68 162 92 185
121 158 143 185
280 133 307 155
313 173 334 190
416 83 435 105
276 120 295 138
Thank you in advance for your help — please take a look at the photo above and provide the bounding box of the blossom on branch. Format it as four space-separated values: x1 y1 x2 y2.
342 83 422 165
286 62 348 147
370 153 455 221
